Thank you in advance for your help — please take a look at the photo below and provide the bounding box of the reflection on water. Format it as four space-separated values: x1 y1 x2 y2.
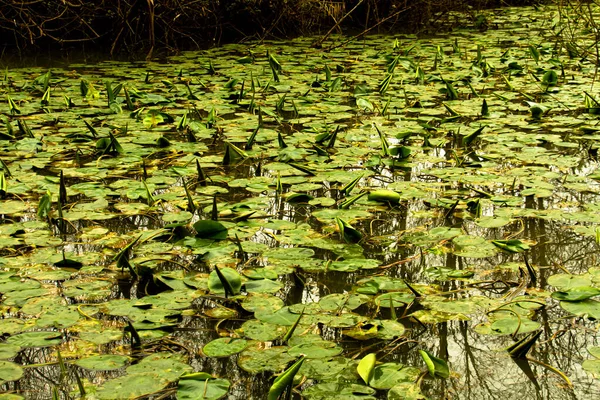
2 3 600 399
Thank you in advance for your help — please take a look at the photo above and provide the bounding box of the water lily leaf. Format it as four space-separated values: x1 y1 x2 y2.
319 293 369 311
75 355 129 371
0 361 23 384
241 293 284 313
388 382 427 400
244 278 282 294
194 220 228 240
177 374 230 400
0 394 24 400
588 346 600 359
582 359 600 377
368 189 400 204
487 317 541 335
475 216 511 228
287 340 342 359
264 247 315 260
551 287 600 302
0 343 20 360
335 217 362 243
302 357 354 381
6 331 62 348
302 382 376 400
542 70 558 87
560 299 600 319
96 372 170 399
79 329 122 345
208 267 242 295
548 273 592 290
357 353 376 383
507 330 542 359
237 345 295 374
126 353 192 381
203 338 248 358
36 306 80 329
240 319 286 341
255 306 300 325
491 239 530 253
369 362 421 389
243 268 278 280
419 350 449 379
526 101 550 119
375 292 415 307
329 259 379 272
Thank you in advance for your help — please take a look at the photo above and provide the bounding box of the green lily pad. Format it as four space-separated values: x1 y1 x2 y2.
79 329 123 345
375 292 415 307
177 374 230 400
244 278 283 294
548 274 593 290
126 353 192 382
0 361 23 384
194 220 228 240
208 267 242 295
551 287 600 302
96 372 170 399
255 306 300 325
75 355 129 371
388 382 427 400
302 382 376 400
0 344 20 360
560 299 600 319
582 359 600 377
203 338 248 358
237 345 296 374
241 293 284 313
240 319 286 341
475 216 511 228
369 362 421 389
287 340 343 359
419 350 449 379
6 331 62 348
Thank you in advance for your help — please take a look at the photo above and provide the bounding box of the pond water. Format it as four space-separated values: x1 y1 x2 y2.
1 4 600 400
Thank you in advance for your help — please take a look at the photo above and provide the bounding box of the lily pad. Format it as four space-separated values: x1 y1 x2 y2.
0 361 23 384
75 355 130 371
6 331 62 348
203 338 248 358
177 374 231 400
96 372 170 399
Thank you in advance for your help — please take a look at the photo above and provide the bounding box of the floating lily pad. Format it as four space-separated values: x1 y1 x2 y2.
203 338 248 358
208 267 242 295
96 372 170 399
0 361 23 385
560 299 600 319
0 343 19 361
287 340 343 359
369 362 421 389
75 355 130 371
237 345 296 374
194 220 228 240
302 382 376 400
126 353 192 381
177 374 230 400
240 319 286 341
6 332 62 348
551 287 600 302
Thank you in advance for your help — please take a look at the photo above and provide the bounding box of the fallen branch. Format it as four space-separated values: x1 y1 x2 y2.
312 0 364 48
325 4 413 52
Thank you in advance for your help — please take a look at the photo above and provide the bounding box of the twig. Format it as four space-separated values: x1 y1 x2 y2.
312 0 364 48
325 4 413 52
